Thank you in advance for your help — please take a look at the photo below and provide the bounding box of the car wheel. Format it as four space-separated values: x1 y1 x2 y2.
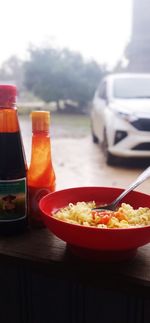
91 125 99 143
103 130 117 166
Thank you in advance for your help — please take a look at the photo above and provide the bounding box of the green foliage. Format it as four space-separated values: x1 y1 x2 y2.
0 55 24 90
0 47 106 112
24 46 105 110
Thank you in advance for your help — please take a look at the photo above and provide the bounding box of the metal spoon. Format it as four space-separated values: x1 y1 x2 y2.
92 166 150 212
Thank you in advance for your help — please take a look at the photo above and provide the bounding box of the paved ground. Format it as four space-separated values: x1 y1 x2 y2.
20 115 150 194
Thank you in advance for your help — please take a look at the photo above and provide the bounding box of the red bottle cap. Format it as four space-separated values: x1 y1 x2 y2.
0 85 17 107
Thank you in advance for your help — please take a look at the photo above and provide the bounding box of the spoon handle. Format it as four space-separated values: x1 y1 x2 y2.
111 166 150 208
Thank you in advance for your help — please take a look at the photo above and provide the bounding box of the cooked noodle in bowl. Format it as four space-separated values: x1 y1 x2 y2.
53 201 150 229
39 186 150 262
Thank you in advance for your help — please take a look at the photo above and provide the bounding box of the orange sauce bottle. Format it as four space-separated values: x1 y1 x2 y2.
27 111 56 228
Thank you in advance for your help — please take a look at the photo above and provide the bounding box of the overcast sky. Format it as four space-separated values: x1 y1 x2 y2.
0 0 132 68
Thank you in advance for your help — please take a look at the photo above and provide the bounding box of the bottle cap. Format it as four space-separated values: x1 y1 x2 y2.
31 111 50 132
0 85 17 107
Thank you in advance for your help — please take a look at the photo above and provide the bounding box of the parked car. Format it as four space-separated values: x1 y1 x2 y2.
91 73 150 165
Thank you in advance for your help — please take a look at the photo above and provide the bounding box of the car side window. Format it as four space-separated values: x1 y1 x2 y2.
98 82 107 100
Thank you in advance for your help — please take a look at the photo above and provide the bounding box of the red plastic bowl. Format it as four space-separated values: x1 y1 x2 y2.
39 187 150 261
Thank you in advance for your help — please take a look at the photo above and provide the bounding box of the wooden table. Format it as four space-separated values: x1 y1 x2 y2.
0 228 150 323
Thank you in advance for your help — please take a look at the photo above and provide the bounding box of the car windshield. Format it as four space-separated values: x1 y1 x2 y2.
113 77 150 99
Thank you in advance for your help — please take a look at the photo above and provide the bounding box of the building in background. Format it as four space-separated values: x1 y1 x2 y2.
125 0 150 72
115 0 150 73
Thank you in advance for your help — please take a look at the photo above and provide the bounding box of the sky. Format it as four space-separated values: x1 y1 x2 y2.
0 0 132 69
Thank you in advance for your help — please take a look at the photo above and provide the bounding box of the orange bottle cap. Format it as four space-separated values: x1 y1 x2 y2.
31 111 50 132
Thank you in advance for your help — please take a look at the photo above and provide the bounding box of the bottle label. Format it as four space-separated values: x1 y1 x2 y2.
28 186 51 226
28 186 51 218
0 178 27 222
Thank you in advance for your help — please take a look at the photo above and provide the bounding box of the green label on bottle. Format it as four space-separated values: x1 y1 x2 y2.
0 178 27 221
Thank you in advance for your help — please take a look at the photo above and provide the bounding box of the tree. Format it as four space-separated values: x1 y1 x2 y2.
0 56 24 92
24 46 105 112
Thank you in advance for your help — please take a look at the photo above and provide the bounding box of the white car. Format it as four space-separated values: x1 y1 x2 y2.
91 73 150 165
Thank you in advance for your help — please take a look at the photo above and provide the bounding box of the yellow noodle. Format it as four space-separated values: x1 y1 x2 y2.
53 202 150 229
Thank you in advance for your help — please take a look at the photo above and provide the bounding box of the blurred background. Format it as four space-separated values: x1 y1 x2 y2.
0 0 132 110
1 0 150 190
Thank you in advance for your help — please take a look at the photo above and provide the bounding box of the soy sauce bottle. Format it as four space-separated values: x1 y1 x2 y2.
0 85 27 234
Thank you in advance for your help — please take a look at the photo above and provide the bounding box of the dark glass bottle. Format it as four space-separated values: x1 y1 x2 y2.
0 85 27 234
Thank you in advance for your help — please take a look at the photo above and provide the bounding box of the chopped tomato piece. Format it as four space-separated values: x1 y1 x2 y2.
97 211 112 216
91 210 113 224
92 210 112 216
114 211 127 221
98 214 112 224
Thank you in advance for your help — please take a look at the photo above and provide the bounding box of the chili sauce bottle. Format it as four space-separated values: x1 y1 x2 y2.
0 85 27 234
27 111 56 228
